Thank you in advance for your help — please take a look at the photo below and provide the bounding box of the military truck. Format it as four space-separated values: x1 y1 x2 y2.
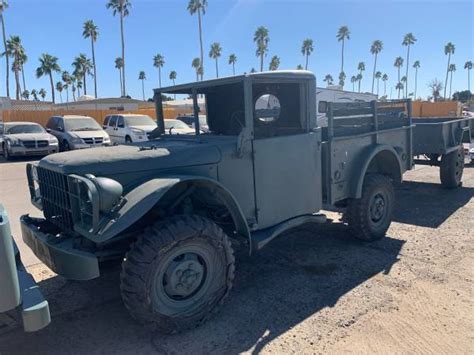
21 71 412 333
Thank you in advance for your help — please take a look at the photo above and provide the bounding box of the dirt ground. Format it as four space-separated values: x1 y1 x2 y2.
0 160 473 354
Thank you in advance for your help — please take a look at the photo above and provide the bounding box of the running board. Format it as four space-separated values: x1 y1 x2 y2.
251 214 327 252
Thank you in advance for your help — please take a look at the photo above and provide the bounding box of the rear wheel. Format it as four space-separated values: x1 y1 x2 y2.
345 174 394 241
125 136 132 144
3 143 12 160
440 147 464 189
120 215 235 334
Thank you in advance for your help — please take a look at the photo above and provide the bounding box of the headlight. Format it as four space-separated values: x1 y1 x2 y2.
49 137 59 145
131 128 145 135
90 176 123 213
27 164 42 210
8 138 21 146
103 136 111 143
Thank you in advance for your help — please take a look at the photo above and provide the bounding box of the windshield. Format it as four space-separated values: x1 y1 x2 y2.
5 124 45 134
65 118 102 131
164 119 191 130
125 115 156 126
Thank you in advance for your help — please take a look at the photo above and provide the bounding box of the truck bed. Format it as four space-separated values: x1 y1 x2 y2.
321 100 413 205
412 116 473 156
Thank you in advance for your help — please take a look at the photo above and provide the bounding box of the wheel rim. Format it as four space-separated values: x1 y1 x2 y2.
454 150 464 183
369 192 387 224
163 252 206 300
151 243 216 315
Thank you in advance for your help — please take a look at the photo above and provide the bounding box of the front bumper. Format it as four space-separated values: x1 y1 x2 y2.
20 215 100 281
1 205 50 332
9 146 58 156
70 142 112 150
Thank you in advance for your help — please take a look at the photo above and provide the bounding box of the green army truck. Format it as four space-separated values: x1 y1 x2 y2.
20 71 413 333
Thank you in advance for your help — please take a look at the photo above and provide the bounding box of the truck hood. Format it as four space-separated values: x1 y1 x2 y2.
38 139 221 176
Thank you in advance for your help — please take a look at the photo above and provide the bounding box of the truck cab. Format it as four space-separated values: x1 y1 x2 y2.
20 71 413 334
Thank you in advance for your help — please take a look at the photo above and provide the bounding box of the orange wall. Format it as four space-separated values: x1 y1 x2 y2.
412 101 460 117
2 107 194 126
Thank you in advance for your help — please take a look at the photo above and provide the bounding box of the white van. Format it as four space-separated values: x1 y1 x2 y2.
103 114 157 144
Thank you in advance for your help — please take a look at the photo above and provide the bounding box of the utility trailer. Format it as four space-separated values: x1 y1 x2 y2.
412 116 473 188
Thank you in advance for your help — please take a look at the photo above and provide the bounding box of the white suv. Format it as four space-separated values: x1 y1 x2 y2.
103 114 157 144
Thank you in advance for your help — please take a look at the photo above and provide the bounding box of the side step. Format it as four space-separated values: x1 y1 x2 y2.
251 214 326 252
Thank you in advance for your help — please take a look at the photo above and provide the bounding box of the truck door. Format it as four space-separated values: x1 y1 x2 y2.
251 83 322 230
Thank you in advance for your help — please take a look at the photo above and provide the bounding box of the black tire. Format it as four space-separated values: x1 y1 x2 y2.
345 174 394 241
120 215 235 334
440 147 464 189
3 143 12 160
125 136 132 144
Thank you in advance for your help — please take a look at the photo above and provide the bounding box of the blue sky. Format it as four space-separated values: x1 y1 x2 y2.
2 0 473 101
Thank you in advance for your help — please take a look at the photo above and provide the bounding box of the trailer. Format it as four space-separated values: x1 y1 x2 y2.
413 116 473 188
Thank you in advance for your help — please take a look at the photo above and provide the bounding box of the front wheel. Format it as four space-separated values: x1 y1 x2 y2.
3 144 12 160
344 174 395 241
125 136 132 144
440 147 464 189
120 215 235 334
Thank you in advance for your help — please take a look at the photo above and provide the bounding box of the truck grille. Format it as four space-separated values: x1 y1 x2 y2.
22 140 49 148
37 167 74 232
82 137 103 145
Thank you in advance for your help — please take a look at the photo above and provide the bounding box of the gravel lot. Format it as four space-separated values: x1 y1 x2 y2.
0 157 473 354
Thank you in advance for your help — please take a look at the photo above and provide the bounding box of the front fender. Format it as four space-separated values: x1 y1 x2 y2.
95 176 250 245
353 145 403 199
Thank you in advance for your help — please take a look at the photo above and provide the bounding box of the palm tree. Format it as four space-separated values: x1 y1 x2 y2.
402 33 416 98
370 40 383 94
250 68 256 73
443 42 455 99
5 35 24 100
169 70 177 99
0 0 10 97
338 71 346 87
114 57 123 96
413 60 420 99
350 75 356 91
464 60 472 92
357 62 365 92
336 26 350 88
19 51 27 92
296 64 303 70
209 42 222 78
375 71 382 95
188 0 207 80
228 53 237 75
394 56 404 98
448 63 456 98
192 57 201 81
153 53 165 87
30 89 38 101
382 73 388 96
21 89 29 100
138 70 146 101
83 20 99 98
56 81 63 103
301 38 314 70
269 55 280 71
254 26 269 72
61 71 72 103
395 82 404 98
36 53 60 103
72 54 93 96
38 88 46 101
356 73 363 92
106 0 131 97
323 74 334 86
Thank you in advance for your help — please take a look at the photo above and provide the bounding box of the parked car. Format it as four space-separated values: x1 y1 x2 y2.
46 115 111 151
0 121 58 160
176 114 209 132
103 114 157 144
164 118 196 135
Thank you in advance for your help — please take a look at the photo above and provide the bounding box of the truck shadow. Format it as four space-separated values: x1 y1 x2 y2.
0 223 404 354
394 181 474 228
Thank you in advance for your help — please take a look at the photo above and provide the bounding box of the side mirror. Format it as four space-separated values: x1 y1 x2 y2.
318 101 328 113
46 128 51 133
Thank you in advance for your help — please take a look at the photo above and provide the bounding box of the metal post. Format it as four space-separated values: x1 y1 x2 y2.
327 102 334 139
192 89 201 138
154 91 165 135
